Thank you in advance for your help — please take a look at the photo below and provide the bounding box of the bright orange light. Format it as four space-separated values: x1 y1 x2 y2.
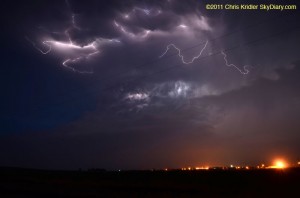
267 159 288 169
195 166 209 170
275 160 285 168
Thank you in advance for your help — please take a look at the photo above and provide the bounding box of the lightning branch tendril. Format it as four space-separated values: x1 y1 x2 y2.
159 40 209 64
25 37 52 55
62 50 100 74
221 51 250 75
114 20 151 39
159 41 251 74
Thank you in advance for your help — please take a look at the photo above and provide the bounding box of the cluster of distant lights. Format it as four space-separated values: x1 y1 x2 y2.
160 160 300 172
115 160 300 172
111 159 300 172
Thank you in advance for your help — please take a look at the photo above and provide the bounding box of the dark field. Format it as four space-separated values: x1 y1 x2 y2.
0 167 299 197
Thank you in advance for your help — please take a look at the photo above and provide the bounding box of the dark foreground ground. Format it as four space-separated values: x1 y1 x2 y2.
0 167 299 197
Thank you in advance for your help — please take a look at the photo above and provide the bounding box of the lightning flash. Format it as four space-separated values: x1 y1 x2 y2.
27 1 252 76
221 51 250 75
26 1 106 74
159 41 209 64
26 36 101 74
159 41 251 74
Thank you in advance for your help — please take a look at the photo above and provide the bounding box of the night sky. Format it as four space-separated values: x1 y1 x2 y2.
1 0 300 170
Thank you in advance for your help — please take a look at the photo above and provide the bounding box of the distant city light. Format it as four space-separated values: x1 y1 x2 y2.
266 159 288 169
195 167 209 170
177 159 299 172
275 160 285 168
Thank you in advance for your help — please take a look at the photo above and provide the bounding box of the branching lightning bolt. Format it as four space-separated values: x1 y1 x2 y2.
159 41 251 74
26 0 103 74
159 41 209 64
221 51 250 75
26 35 100 73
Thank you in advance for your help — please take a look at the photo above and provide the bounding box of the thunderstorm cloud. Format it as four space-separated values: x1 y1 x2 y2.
1 0 300 169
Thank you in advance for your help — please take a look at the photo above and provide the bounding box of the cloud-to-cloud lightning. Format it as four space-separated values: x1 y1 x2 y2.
25 1 108 74
114 20 152 40
62 50 100 74
159 41 209 64
28 1 165 73
159 41 251 75
26 36 101 73
27 0 252 76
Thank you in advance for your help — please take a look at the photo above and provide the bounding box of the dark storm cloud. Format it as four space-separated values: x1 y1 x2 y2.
2 61 299 169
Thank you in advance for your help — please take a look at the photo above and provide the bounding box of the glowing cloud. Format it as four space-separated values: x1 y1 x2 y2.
125 92 150 101
168 81 191 98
